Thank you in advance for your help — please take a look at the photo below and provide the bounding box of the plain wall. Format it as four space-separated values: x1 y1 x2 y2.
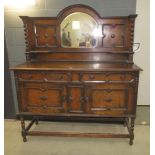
134 0 150 105
5 0 149 112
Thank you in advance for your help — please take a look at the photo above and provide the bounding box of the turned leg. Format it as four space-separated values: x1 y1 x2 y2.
123 118 127 127
129 117 135 145
34 116 39 125
20 116 27 142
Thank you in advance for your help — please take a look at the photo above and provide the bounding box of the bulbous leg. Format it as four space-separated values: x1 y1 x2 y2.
20 116 27 142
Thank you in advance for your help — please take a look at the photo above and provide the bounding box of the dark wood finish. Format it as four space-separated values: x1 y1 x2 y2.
11 4 142 145
28 131 130 138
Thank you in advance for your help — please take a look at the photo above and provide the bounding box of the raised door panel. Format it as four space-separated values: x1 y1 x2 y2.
85 83 135 116
34 24 57 47
19 83 67 113
102 23 129 50
68 85 85 113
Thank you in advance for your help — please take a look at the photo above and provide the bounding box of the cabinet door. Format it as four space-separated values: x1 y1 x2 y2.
19 82 67 113
34 23 58 47
67 85 85 113
85 83 135 116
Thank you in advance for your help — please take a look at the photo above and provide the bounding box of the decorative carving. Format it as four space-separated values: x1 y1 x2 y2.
23 24 29 52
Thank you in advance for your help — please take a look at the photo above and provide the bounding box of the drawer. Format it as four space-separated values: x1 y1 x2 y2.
18 71 68 81
82 73 134 81
91 109 126 116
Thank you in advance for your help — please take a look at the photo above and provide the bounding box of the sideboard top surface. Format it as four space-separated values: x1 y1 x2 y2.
11 61 142 71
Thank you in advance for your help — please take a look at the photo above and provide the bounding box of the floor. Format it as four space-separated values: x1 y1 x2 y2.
4 107 150 155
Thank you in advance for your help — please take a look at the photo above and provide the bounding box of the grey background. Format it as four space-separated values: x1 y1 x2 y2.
4 0 137 112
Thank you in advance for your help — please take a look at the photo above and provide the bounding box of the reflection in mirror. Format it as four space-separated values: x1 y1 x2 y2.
61 12 101 48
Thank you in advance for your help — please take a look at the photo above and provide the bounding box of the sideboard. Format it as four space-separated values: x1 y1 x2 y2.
11 4 142 145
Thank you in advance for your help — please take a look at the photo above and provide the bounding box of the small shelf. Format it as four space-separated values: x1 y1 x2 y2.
26 50 134 54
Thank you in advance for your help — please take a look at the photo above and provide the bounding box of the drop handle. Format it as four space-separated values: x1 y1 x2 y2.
58 75 63 80
104 98 112 102
40 96 48 101
69 96 73 101
43 78 49 82
102 107 111 111
42 105 47 109
89 75 95 80
80 97 85 103
84 97 89 102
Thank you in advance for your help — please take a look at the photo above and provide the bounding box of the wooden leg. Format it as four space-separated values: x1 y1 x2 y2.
123 118 127 127
129 117 135 145
20 116 27 142
34 116 39 125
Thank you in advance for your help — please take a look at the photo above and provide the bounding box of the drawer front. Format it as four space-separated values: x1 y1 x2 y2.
82 73 134 82
85 83 135 116
18 71 68 82
19 83 67 113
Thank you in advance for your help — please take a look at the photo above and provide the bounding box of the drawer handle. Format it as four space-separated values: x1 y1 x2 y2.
80 97 85 103
120 75 126 80
104 107 111 111
44 78 49 82
27 75 32 79
104 98 112 102
89 75 95 80
58 75 63 80
85 97 89 102
69 96 73 101
42 105 47 109
40 96 48 101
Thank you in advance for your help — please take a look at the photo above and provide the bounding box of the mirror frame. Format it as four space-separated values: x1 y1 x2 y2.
56 4 102 49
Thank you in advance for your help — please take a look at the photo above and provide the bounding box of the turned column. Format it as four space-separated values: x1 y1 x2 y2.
129 117 135 145
20 116 27 142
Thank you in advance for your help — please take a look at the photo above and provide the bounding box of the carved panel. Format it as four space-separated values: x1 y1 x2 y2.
20 83 67 113
68 85 85 113
34 24 58 47
89 88 128 109
85 83 135 115
102 24 126 48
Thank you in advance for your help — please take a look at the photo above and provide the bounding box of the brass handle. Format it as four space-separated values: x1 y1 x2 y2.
85 97 89 102
40 96 48 101
27 74 32 79
40 88 46 92
120 75 126 80
102 107 111 111
44 33 49 38
44 78 49 82
89 75 95 80
61 96 66 102
80 97 85 103
104 98 112 102
42 105 47 109
45 44 49 47
69 96 73 101
58 75 63 80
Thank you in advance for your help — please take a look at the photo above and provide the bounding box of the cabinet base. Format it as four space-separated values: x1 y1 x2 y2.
20 115 135 145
